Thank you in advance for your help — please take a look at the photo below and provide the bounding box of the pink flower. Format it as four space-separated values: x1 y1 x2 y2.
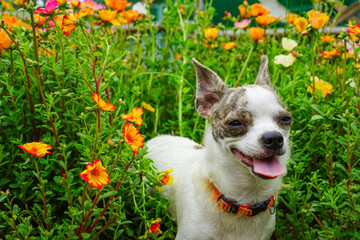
34 0 58 15
234 19 251 29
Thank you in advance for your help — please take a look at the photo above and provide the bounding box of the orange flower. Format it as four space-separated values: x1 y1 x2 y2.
308 79 333 98
320 35 336 44
34 14 46 26
121 107 143 125
99 9 117 22
175 53 181 59
105 0 127 12
250 3 270 17
13 0 25 5
70 0 83 7
62 13 77 36
145 218 162 236
307 10 329 29
319 47 340 59
354 63 360 69
19 142 52 157
221 41 236 50
0 30 12 50
293 17 308 33
285 13 298 24
238 5 250 18
78 7 94 18
204 28 219 40
155 168 174 191
2 1 12 10
347 23 360 38
124 9 139 23
91 93 116 111
122 122 144 155
249 27 264 41
255 15 280 26
79 159 110 190
141 102 155 112
57 0 67 5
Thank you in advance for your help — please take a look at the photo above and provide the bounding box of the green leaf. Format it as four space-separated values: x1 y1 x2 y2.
81 233 91 239
0 193 8 203
310 115 324 121
98 190 118 201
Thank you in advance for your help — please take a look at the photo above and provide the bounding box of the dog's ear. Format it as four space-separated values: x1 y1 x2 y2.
192 58 228 119
254 56 271 86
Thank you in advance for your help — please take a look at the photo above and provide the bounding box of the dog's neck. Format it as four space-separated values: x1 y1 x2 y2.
201 127 283 205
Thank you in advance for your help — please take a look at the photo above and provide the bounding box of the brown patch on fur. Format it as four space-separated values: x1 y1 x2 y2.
194 145 203 149
208 88 254 141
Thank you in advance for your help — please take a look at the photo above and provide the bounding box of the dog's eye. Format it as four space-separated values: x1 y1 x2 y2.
280 116 292 123
228 120 244 127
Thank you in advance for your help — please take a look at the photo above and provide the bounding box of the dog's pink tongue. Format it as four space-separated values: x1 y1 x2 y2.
253 156 286 178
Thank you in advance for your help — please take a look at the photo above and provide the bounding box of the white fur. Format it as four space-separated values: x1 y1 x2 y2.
146 84 289 240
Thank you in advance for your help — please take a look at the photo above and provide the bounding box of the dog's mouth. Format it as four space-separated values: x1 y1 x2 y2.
231 148 286 179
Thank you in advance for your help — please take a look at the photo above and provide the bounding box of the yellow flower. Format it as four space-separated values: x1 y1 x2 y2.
91 93 116 111
204 28 219 40
145 218 162 236
122 122 144 155
221 41 237 50
285 13 298 24
99 9 117 22
141 102 155 112
347 23 360 39
307 10 329 29
354 63 360 69
336 68 343 75
319 35 336 44
121 107 143 125
62 13 77 36
293 17 308 33
79 159 110 190
155 168 174 191
308 79 333 98
19 142 52 157
249 27 264 41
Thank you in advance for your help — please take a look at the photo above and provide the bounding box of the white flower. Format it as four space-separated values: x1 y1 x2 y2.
132 2 147 15
281 38 297 51
274 54 296 67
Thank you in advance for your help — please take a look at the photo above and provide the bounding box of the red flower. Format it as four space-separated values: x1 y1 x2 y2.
121 107 143 126
34 0 58 15
122 122 144 155
146 218 162 236
91 93 116 111
19 142 52 157
79 159 110 189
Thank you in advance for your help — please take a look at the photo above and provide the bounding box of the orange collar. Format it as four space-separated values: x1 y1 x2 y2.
207 181 275 217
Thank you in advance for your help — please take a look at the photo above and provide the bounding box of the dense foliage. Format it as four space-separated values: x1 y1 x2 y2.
0 0 359 239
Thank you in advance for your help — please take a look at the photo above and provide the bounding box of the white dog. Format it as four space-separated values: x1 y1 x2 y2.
146 56 292 240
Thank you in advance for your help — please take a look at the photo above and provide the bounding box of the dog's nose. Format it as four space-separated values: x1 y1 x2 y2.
261 131 284 150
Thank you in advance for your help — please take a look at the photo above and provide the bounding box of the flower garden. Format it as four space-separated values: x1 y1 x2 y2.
0 0 359 239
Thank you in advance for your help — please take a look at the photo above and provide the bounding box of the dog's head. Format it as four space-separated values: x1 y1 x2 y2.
193 56 292 179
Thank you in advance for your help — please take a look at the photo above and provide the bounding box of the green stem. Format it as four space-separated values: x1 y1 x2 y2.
32 157 50 231
234 43 255 87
